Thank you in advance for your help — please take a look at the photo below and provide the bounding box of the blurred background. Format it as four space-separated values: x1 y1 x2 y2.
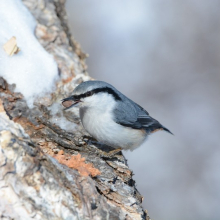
66 1 220 220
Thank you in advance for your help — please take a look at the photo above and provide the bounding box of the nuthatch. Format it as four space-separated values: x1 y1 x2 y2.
62 81 172 156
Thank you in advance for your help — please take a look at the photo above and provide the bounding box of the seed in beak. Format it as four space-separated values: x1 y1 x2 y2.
62 100 75 108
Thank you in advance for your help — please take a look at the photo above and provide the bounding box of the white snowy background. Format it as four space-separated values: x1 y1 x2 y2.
66 1 220 220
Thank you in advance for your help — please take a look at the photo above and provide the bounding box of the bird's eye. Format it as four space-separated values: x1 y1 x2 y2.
74 95 79 100
85 91 93 97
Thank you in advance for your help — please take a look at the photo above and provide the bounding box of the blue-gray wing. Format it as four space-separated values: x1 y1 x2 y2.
113 98 172 134
113 99 156 129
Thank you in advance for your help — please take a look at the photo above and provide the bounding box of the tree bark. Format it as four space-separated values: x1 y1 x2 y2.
0 0 150 219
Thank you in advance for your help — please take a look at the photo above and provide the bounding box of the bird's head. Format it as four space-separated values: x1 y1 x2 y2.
62 80 122 110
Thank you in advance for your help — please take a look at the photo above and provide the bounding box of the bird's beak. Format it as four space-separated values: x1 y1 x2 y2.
61 96 80 110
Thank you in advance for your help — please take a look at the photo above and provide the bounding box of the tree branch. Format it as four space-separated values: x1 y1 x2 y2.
0 0 150 219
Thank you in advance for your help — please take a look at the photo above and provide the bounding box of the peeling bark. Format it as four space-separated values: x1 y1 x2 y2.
0 0 150 219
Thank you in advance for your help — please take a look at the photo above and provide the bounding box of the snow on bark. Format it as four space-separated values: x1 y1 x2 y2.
0 0 58 107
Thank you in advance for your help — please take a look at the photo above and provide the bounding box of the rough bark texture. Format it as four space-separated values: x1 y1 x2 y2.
0 0 150 219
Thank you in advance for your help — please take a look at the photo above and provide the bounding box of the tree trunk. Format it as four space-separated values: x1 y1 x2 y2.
0 0 150 219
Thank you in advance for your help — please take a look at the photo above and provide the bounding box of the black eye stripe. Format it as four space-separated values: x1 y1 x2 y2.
73 95 80 100
92 87 121 101
74 87 121 101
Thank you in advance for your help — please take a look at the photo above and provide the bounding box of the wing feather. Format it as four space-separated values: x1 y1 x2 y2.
113 97 172 134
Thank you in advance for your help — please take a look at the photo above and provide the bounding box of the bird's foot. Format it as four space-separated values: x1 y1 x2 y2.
81 136 122 158
98 147 122 158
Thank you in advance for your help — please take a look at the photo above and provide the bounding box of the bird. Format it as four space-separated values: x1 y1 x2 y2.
62 80 172 157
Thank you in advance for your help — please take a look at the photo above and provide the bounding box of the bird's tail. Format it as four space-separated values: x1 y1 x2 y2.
146 119 173 135
160 125 173 135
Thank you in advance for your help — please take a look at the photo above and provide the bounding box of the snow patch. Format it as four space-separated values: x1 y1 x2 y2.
48 102 77 132
0 0 58 107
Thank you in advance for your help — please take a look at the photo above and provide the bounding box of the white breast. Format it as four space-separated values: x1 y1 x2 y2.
79 94 147 151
